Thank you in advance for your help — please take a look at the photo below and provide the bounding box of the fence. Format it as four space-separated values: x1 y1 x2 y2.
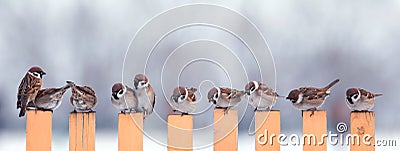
25 109 376 151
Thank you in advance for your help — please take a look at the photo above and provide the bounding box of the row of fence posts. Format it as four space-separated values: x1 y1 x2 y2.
25 109 375 151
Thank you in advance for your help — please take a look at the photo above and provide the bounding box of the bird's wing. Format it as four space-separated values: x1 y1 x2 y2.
76 85 97 107
228 89 245 99
300 87 327 100
80 86 96 96
359 88 374 99
18 75 41 106
259 83 279 97
187 88 197 102
36 86 68 99
219 87 232 99
148 85 156 108
17 77 25 108
35 88 53 98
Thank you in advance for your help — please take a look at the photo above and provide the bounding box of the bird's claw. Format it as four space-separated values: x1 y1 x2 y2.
309 108 317 117
223 108 229 115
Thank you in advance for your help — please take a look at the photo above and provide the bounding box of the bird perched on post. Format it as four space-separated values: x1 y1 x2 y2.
27 82 72 111
346 88 382 111
17 66 46 117
286 79 340 116
208 87 245 114
133 74 155 119
68 81 97 112
244 81 283 111
111 83 138 113
169 86 197 115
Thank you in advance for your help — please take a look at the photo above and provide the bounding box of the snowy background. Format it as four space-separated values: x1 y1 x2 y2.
1 0 399 150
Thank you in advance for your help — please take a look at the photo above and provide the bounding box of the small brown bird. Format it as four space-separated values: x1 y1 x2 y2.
286 79 340 115
68 81 97 112
244 81 282 111
27 82 72 111
111 83 138 113
133 74 155 119
17 66 46 117
346 88 382 111
169 86 197 115
208 87 245 114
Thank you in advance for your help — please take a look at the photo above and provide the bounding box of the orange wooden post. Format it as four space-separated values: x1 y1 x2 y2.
303 110 327 151
214 109 238 151
26 110 52 151
69 112 96 151
350 111 375 151
118 113 143 151
168 114 193 151
255 110 280 151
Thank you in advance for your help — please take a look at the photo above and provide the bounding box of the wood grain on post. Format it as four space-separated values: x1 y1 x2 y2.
214 109 238 151
255 110 280 151
302 110 327 151
168 114 193 151
118 113 143 151
350 111 375 151
69 112 95 151
26 110 52 151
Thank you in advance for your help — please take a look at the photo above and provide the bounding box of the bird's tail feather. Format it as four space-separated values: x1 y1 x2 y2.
276 95 285 98
66 80 75 87
324 79 340 90
62 82 73 90
17 100 21 109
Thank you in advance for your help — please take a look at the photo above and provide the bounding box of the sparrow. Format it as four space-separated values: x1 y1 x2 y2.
27 82 72 111
244 81 283 111
17 66 46 117
68 81 97 112
208 87 245 114
133 74 155 119
111 83 138 113
169 86 197 115
286 79 340 116
346 88 382 111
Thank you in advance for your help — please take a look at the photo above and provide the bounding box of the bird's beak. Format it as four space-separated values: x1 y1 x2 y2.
346 97 353 104
112 93 118 99
42 72 46 75
209 99 216 104
172 97 178 103
133 80 138 89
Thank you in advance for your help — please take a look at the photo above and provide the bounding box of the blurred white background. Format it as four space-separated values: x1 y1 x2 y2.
1 0 399 150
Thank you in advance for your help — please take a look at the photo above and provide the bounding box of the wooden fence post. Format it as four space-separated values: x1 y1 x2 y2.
26 110 52 151
69 112 96 151
214 109 238 151
168 114 193 151
255 110 280 151
303 110 327 151
350 111 375 151
118 113 143 151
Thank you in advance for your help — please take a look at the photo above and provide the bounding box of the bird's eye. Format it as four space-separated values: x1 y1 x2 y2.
181 95 185 99
250 87 255 91
141 82 145 86
118 91 123 95
215 94 219 98
354 94 358 98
